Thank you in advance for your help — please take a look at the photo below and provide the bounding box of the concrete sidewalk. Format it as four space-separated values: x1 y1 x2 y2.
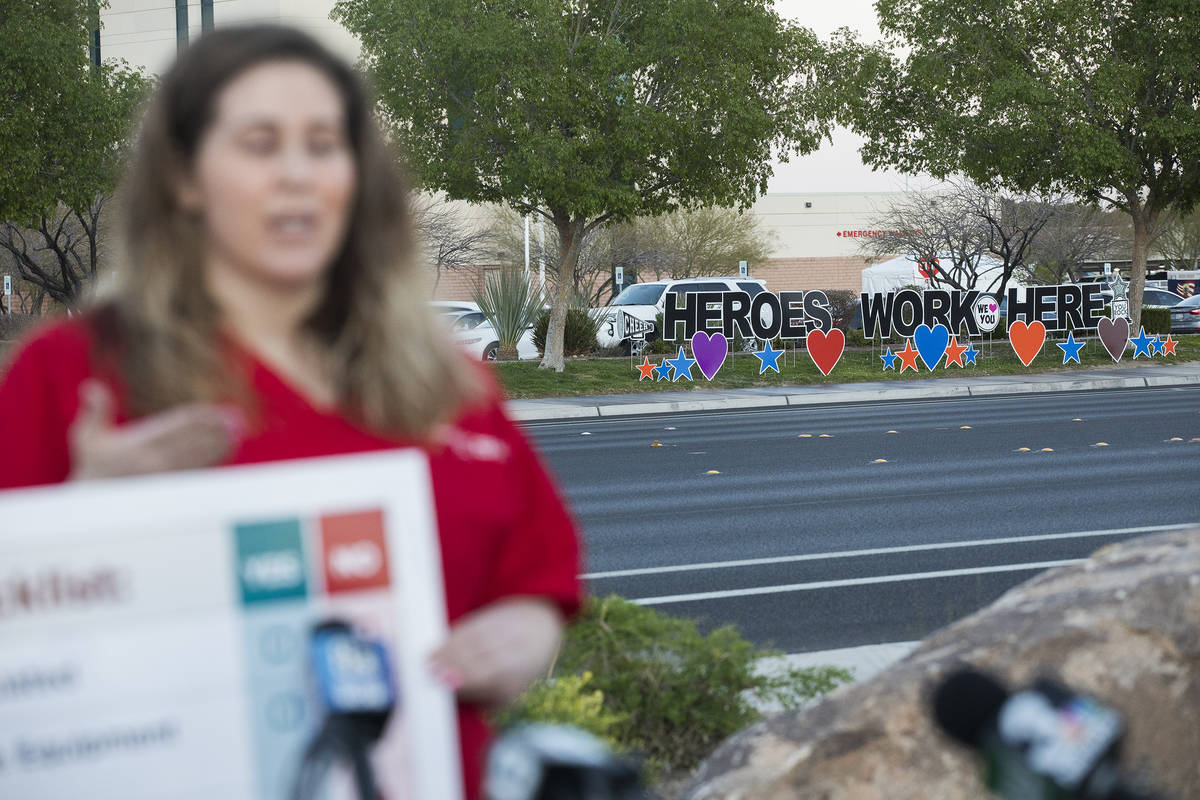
752 642 920 712
508 361 1200 421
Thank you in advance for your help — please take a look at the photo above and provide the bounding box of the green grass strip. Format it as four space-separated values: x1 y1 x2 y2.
494 335 1200 399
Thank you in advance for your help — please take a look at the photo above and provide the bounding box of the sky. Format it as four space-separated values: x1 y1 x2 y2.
768 0 908 194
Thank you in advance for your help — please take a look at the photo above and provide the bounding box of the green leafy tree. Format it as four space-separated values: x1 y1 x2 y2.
333 0 831 370
833 0 1200 331
0 0 149 306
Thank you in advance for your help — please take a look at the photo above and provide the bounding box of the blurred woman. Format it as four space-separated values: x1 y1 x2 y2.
0 25 580 799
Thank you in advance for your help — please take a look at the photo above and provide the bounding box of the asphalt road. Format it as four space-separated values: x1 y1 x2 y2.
526 385 1200 653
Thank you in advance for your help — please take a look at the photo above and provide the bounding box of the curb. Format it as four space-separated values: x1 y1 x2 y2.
507 370 1200 422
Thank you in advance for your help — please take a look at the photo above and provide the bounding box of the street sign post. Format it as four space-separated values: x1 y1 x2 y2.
3 274 10 314
738 260 748 278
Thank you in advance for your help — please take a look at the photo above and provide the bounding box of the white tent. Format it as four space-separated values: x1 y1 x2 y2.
860 256 927 294
861 254 1020 295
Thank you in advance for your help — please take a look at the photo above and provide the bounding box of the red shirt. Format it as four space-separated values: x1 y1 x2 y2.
0 318 582 799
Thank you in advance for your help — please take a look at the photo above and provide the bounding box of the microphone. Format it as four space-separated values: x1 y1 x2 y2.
485 724 646 800
292 619 397 800
931 668 1165 800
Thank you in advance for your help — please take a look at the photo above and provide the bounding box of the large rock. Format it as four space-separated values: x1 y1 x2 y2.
686 529 1200 800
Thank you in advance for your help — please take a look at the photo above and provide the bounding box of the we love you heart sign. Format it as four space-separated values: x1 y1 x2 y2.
634 282 1177 382
863 282 1178 370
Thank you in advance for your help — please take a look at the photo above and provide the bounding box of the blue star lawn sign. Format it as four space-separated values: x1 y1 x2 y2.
666 347 696 382
1056 331 1086 365
752 340 784 374
1130 327 1154 359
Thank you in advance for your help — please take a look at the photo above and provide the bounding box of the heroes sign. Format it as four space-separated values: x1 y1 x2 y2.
663 290 833 340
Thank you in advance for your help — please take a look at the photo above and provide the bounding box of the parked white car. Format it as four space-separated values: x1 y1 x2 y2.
594 276 768 350
429 300 481 316
448 310 540 361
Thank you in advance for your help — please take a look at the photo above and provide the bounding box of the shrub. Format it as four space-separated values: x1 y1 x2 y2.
494 671 627 748
845 328 868 348
642 336 678 356
474 267 542 361
1142 307 1171 335
547 595 851 775
0 313 40 343
822 289 858 331
532 308 600 357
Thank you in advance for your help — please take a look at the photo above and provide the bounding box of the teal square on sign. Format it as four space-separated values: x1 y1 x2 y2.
234 519 308 606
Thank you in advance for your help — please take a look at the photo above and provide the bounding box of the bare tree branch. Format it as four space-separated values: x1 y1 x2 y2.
1026 204 1128 284
411 195 495 292
0 195 108 308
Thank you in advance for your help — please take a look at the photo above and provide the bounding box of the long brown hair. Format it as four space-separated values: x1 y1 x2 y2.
100 25 481 436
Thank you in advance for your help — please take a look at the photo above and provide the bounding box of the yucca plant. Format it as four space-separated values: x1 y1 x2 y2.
474 266 543 361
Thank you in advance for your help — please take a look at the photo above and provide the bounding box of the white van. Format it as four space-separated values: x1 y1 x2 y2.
594 277 768 350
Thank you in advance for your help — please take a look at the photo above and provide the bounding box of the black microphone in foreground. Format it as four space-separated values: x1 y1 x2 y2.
932 668 1165 800
485 724 646 800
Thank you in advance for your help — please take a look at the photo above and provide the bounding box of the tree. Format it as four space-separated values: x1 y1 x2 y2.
635 206 775 282
490 205 775 307
0 0 149 306
860 180 1063 294
856 188 992 290
0 249 48 314
488 207 606 307
962 183 1058 297
1156 211 1200 272
1026 205 1128 285
834 0 1200 331
410 195 495 293
333 0 831 370
0 196 107 307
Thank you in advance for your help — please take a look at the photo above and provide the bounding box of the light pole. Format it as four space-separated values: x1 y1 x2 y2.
89 0 100 73
175 0 189 52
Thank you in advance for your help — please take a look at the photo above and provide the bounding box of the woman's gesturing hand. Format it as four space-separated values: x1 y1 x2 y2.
431 597 564 708
68 380 245 480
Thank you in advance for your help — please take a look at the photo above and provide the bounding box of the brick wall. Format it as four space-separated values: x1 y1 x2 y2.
430 268 485 302
755 256 883 294
429 257 890 302
430 265 554 303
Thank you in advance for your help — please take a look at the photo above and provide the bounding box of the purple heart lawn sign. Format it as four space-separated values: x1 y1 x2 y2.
690 331 729 380
1097 317 1130 362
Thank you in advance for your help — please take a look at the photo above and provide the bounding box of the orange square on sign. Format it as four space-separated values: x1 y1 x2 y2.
318 510 391 594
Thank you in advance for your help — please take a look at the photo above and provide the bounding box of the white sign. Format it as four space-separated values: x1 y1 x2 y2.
0 451 461 800
738 260 748 278
3 275 10 296
973 293 1000 333
614 266 624 287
